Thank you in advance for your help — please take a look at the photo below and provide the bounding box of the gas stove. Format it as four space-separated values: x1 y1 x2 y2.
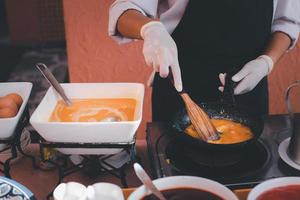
146 114 300 190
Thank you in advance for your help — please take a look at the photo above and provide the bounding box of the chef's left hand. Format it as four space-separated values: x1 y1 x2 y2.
219 55 274 95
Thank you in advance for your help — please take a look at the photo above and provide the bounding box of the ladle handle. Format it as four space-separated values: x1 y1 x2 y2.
36 63 72 106
134 163 167 200
147 70 156 87
285 80 300 164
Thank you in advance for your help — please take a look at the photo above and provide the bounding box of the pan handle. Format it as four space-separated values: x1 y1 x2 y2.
221 69 237 104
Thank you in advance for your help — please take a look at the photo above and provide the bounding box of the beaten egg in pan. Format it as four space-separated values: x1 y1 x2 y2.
185 119 254 144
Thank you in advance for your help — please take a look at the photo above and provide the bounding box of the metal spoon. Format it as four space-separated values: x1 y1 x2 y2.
100 116 120 122
36 63 72 106
133 163 167 200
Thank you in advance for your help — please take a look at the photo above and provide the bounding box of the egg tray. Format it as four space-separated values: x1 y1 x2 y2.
35 135 138 200
0 106 37 178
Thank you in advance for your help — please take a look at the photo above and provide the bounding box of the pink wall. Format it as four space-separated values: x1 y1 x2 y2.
63 0 152 139
63 0 300 139
268 44 300 114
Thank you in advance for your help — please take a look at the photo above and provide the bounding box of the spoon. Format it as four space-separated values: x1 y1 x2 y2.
100 116 120 122
36 63 72 106
133 163 167 200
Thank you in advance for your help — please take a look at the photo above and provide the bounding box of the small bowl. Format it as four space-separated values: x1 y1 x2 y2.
86 183 124 200
247 177 300 200
128 176 238 200
0 82 32 150
53 182 124 200
30 83 144 155
53 182 87 200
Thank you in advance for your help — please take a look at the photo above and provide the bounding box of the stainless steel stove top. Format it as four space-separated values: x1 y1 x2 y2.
146 114 300 189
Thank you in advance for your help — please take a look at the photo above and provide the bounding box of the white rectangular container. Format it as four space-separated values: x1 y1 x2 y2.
0 82 32 138
30 83 144 155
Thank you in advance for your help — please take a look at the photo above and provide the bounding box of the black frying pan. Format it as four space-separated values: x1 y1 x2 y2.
170 70 265 152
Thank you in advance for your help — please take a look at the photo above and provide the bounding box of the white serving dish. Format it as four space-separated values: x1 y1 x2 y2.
247 177 300 200
30 83 144 155
0 82 32 139
128 176 238 200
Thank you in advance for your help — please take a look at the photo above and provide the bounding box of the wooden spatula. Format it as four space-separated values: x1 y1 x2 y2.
147 70 219 141
178 90 220 141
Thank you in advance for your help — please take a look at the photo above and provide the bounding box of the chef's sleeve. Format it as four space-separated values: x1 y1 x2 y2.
272 0 300 49
108 0 159 44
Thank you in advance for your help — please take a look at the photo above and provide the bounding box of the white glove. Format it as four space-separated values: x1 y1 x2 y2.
219 55 274 95
141 21 183 92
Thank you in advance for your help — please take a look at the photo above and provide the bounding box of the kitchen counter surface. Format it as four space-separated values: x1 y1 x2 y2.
2 114 300 199
3 139 150 200
146 113 300 188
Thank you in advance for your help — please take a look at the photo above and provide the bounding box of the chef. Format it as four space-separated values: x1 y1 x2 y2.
109 0 300 121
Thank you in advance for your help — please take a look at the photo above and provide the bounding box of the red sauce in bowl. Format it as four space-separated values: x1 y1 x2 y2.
257 185 300 200
141 187 224 200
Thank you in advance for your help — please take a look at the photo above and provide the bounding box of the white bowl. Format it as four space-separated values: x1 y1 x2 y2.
86 183 124 200
0 82 32 139
53 182 87 200
30 83 144 155
53 182 124 200
247 177 300 200
128 176 238 200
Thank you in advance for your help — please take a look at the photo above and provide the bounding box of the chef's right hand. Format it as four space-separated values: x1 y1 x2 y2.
141 21 183 92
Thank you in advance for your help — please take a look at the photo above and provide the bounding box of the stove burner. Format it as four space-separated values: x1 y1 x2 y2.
165 138 271 184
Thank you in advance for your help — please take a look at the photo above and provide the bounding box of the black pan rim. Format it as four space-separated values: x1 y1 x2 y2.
171 101 265 147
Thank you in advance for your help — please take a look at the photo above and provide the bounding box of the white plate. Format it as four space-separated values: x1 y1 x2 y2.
278 137 300 170
0 176 34 199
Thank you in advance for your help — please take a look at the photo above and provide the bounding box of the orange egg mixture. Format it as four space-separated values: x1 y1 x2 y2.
185 119 253 144
49 98 137 122
0 93 23 118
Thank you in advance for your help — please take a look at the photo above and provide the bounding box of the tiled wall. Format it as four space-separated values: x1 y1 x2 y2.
6 0 65 44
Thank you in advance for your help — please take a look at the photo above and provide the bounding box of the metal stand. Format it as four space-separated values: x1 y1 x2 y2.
0 107 37 177
38 138 138 200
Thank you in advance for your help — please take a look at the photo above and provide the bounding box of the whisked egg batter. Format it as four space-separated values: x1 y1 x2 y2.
185 119 253 144
49 98 137 122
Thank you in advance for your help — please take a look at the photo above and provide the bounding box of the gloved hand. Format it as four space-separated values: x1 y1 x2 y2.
141 21 182 92
219 55 274 95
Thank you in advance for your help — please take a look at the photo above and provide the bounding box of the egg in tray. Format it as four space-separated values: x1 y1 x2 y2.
0 93 23 118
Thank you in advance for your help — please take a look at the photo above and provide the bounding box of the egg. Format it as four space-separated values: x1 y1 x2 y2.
0 97 18 110
0 107 18 118
5 93 23 108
